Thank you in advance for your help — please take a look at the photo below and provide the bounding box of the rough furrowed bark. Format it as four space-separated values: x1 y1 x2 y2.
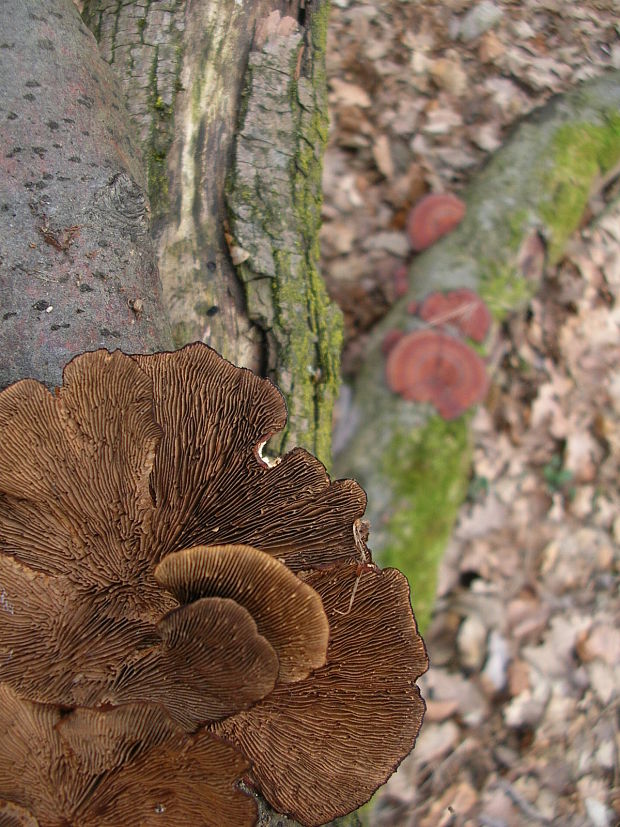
0 0 172 390
335 71 620 631
82 0 340 467
227 5 340 465
81 0 267 370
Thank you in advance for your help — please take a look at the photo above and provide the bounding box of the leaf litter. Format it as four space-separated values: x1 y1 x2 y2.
322 0 620 824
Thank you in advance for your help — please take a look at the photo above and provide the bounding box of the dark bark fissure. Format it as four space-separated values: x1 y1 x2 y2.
80 0 339 467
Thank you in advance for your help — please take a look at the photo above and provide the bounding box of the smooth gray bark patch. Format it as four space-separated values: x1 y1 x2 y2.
0 0 171 390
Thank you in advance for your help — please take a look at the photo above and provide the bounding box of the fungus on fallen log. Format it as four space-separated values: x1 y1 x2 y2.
0 343 427 826
406 192 466 252
381 328 405 356
385 329 488 419
418 287 491 343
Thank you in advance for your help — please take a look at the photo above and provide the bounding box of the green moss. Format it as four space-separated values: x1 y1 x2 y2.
479 258 536 320
381 416 471 631
540 113 620 263
144 35 185 222
226 0 339 470
505 207 530 252
290 0 341 469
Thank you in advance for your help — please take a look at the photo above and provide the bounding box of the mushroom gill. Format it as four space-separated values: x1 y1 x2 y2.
0 683 256 826
0 343 428 826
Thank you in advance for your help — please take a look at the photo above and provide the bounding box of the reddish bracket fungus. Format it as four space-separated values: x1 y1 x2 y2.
406 192 466 252
392 263 409 298
381 328 405 356
419 287 491 343
0 343 427 827
385 329 489 419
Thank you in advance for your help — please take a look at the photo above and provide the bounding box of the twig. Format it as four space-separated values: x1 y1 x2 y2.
496 780 553 824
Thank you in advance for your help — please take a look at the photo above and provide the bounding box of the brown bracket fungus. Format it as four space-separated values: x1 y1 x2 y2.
406 192 466 252
386 329 489 419
0 343 427 826
418 287 492 343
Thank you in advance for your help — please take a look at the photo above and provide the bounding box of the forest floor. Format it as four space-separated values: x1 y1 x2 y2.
321 2 620 825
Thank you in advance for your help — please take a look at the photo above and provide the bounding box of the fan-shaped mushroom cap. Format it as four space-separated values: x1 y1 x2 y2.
0 345 362 726
133 345 367 570
0 549 279 730
385 329 488 418
419 287 491 342
155 544 329 683
0 342 427 824
406 192 466 251
0 684 256 826
215 563 427 826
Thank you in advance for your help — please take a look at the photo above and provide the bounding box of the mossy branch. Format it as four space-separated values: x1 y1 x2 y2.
335 71 620 631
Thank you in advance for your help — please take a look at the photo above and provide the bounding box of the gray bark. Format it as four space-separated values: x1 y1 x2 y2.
82 0 339 466
0 0 171 390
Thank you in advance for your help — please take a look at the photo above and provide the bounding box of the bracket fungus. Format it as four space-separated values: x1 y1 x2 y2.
406 192 466 252
0 343 427 826
418 288 491 343
386 329 489 419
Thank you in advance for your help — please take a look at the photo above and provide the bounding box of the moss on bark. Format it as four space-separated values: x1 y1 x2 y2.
540 112 620 262
227 3 340 467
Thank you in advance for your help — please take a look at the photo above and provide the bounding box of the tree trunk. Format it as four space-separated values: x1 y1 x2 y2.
0 0 172 390
81 0 340 467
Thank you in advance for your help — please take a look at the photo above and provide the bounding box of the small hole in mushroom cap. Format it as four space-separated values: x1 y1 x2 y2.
254 439 280 468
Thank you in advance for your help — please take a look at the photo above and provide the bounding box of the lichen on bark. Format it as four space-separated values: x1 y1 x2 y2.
226 6 341 468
